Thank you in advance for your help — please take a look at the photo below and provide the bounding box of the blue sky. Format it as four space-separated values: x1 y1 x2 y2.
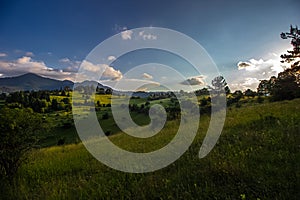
0 0 299 91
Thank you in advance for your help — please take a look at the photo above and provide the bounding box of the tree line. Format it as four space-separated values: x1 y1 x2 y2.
0 89 71 113
257 25 300 101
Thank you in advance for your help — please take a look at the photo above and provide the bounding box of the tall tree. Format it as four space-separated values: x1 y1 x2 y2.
257 76 276 96
258 25 300 100
271 73 300 101
280 25 300 84
211 76 230 94
273 25 300 100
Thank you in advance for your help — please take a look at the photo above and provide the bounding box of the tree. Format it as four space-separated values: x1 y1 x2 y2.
244 89 256 98
257 76 276 96
232 90 243 98
195 88 209 96
0 108 45 180
51 98 58 110
61 90 66 96
280 25 300 64
96 100 101 107
263 25 300 101
96 87 105 95
102 112 109 120
210 76 230 94
105 88 112 94
61 97 70 105
280 25 300 85
271 73 300 101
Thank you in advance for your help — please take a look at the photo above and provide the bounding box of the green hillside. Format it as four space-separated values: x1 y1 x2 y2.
1 98 299 199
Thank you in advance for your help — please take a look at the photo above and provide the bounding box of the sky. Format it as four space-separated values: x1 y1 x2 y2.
0 0 299 91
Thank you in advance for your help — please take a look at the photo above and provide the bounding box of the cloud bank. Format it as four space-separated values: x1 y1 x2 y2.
0 56 74 80
0 56 123 82
229 57 286 91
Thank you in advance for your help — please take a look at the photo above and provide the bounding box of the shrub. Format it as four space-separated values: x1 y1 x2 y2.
102 112 109 120
0 107 45 181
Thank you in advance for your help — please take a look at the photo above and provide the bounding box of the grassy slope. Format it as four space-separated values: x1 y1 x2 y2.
2 99 300 199
37 94 151 147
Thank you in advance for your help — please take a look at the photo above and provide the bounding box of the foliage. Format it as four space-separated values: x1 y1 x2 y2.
0 107 45 180
271 73 300 101
102 112 109 120
257 76 276 96
210 75 231 94
1 98 299 199
280 25 300 64
195 88 209 96
244 88 256 98
258 25 300 100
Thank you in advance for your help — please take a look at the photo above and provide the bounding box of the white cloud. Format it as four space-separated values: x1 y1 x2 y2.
139 31 157 40
107 56 116 61
0 56 74 81
80 60 123 80
103 65 123 80
0 53 7 57
59 58 71 63
237 58 285 74
101 78 160 91
25 52 34 57
229 57 287 91
113 24 128 33
181 76 206 86
142 73 153 79
17 56 32 64
121 30 133 40
243 77 260 86
58 58 81 73
120 28 157 41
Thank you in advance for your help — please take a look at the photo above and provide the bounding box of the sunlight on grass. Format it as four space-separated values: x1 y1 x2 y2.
1 98 299 199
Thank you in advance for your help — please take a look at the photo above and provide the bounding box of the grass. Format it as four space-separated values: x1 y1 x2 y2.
71 92 113 105
1 98 300 199
0 99 5 107
39 94 153 147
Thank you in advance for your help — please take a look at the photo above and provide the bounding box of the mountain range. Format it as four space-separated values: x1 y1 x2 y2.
0 73 153 97
0 73 74 92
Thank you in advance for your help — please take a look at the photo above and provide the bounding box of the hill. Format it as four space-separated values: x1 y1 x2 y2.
0 73 74 92
1 98 299 199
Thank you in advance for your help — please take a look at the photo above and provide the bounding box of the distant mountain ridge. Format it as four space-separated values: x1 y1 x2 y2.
0 73 152 97
0 73 74 92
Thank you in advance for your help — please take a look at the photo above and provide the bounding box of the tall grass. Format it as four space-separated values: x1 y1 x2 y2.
1 99 299 199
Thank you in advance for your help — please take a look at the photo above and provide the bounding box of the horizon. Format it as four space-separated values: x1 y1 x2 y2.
0 72 219 93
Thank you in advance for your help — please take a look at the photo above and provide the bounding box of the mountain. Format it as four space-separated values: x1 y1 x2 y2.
0 73 74 92
76 80 111 90
0 73 153 96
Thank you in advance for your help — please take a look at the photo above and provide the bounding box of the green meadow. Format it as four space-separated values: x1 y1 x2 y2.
1 97 299 199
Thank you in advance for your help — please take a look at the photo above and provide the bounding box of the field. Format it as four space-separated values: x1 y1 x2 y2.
1 97 299 199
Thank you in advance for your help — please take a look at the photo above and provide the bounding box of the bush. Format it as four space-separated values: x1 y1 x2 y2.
105 130 111 136
257 96 264 103
57 137 66 146
0 107 45 181
102 112 109 120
